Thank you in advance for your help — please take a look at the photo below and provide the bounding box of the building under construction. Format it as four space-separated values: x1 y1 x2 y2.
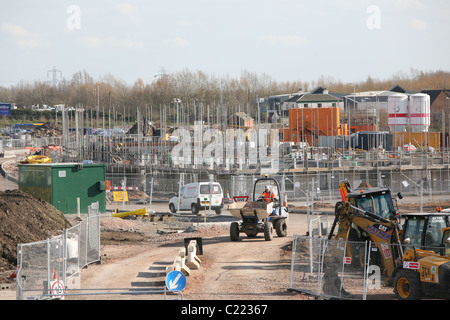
3 91 450 209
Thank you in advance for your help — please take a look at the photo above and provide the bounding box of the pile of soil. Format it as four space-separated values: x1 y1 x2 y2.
0 189 71 270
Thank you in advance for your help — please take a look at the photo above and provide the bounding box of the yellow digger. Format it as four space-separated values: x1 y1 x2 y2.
324 181 450 300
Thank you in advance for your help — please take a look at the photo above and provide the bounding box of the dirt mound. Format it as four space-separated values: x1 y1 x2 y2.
0 189 71 269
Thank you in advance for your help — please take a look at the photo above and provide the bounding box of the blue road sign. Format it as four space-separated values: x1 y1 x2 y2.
165 270 186 292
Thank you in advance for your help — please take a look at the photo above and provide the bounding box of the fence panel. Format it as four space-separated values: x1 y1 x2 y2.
289 235 326 297
290 235 450 300
16 203 100 300
290 235 398 300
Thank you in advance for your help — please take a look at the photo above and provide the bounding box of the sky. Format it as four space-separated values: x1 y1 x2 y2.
1 0 449 87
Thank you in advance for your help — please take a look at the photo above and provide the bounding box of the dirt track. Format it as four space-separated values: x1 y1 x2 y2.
38 198 450 300
76 210 313 300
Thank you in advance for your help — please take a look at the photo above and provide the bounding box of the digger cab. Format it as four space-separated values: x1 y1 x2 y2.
400 212 450 253
346 187 398 220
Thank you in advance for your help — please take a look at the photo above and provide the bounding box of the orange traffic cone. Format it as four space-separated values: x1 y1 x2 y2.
9 266 19 279
283 192 288 207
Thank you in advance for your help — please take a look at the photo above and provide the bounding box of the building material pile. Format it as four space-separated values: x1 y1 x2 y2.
30 122 63 138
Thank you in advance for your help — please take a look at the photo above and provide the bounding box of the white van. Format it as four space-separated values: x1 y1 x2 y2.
169 182 224 214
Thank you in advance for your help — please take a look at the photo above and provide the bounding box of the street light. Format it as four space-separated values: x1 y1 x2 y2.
173 98 181 128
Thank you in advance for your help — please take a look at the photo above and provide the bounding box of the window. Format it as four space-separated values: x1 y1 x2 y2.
425 216 447 250
200 184 222 195
357 193 394 219
403 218 425 248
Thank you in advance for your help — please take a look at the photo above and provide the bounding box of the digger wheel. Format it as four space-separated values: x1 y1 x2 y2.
394 269 422 300
274 218 287 237
264 222 273 241
230 222 240 241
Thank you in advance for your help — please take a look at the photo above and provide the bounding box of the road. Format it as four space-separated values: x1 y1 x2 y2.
77 202 320 300
0 157 19 191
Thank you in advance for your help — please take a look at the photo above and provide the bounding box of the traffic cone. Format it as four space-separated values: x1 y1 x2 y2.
283 192 288 207
9 266 19 279
226 190 232 203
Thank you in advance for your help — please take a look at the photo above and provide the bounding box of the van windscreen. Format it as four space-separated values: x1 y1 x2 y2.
200 184 221 194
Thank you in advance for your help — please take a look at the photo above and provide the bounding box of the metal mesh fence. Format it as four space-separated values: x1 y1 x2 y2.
289 236 383 300
4 136 450 203
103 165 450 205
16 203 100 300
290 234 450 300
290 235 389 299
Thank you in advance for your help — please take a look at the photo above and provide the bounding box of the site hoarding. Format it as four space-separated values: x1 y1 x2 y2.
0 103 12 116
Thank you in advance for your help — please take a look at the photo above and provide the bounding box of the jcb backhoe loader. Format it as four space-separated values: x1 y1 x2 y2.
324 185 450 300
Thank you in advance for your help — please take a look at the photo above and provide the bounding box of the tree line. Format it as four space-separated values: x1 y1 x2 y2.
1 68 449 122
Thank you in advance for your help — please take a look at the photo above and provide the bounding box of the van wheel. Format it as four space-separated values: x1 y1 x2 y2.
215 208 221 215
191 204 199 214
169 203 176 213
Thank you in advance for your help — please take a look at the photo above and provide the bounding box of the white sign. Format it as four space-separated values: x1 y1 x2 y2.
51 280 65 299
403 261 420 270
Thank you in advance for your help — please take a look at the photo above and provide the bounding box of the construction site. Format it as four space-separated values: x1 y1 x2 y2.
1 88 450 302
11 90 448 206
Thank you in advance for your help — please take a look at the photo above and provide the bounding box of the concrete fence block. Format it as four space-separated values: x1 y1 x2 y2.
186 240 201 269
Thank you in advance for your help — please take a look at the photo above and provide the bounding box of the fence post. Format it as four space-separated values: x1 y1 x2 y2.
16 243 23 300
289 234 297 289
317 238 327 296
46 238 51 296
63 228 68 294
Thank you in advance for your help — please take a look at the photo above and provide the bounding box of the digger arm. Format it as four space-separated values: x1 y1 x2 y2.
328 201 402 280
339 181 352 201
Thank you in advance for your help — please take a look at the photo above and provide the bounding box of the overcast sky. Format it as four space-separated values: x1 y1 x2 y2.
1 0 449 86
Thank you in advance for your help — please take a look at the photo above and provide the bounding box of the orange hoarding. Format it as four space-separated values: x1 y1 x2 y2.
288 107 341 136
282 107 348 144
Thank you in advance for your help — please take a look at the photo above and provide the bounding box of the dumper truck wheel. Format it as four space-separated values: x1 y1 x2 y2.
394 269 423 300
275 219 287 237
264 222 273 241
230 222 240 241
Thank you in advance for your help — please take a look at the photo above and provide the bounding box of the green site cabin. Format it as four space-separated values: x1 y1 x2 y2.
18 163 106 214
